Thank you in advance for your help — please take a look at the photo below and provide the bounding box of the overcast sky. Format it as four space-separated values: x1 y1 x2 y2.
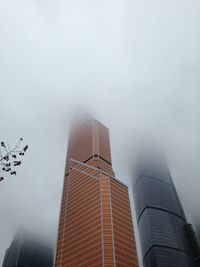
0 0 200 265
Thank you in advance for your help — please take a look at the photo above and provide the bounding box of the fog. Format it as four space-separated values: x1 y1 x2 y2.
0 0 200 265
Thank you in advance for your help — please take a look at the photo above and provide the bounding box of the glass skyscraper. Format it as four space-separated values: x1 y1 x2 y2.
2 229 53 267
133 151 195 267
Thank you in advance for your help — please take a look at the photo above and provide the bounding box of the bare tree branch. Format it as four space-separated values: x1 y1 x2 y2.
0 138 29 182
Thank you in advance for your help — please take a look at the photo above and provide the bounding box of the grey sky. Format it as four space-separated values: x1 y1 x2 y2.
0 0 200 265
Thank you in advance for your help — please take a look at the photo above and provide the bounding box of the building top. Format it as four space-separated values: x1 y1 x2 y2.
66 119 113 175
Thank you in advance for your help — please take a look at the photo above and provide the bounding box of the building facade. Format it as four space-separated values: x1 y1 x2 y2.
133 152 195 267
55 119 138 266
2 229 53 267
195 226 200 245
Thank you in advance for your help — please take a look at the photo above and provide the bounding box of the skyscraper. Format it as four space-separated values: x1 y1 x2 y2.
133 151 195 267
55 119 138 266
3 228 53 267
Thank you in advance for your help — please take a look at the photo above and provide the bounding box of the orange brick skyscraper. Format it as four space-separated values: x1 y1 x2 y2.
55 119 138 266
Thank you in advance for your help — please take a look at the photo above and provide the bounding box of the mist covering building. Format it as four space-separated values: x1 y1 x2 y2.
133 150 196 267
2 228 53 267
195 226 200 245
55 119 138 266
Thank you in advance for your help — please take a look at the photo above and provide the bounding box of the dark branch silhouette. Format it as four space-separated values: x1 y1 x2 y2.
0 138 29 182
